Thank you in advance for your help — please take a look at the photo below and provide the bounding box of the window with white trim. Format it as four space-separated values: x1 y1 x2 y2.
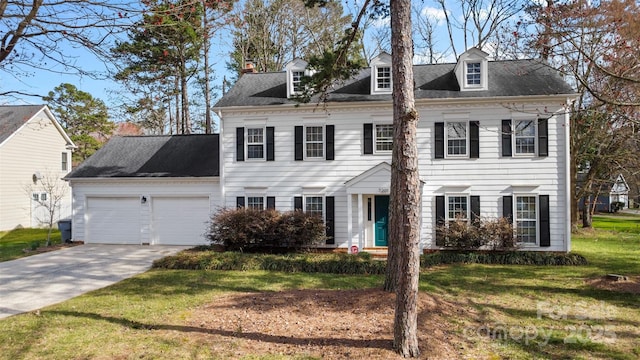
515 195 537 244
446 122 468 156
246 128 264 159
305 126 324 158
514 120 536 155
292 71 304 93
376 66 391 90
375 124 393 152
305 196 324 218
447 195 469 222
466 62 481 86
247 196 264 210
61 152 68 171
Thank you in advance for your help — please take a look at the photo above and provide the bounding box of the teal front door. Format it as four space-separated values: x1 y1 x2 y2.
374 195 389 246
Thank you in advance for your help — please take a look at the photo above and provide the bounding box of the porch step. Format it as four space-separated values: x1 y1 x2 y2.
363 247 388 259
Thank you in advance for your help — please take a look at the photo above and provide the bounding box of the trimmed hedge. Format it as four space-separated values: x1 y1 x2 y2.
153 249 588 274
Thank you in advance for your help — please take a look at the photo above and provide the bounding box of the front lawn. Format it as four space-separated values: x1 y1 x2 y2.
0 228 62 262
0 217 638 359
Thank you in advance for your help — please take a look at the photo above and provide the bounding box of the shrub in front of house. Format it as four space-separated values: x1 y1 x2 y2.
436 216 517 251
206 207 326 252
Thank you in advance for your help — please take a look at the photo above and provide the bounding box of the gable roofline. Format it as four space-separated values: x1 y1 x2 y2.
0 105 76 149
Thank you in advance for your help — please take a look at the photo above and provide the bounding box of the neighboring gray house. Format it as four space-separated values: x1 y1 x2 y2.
0 105 75 230
65 135 220 245
579 174 630 213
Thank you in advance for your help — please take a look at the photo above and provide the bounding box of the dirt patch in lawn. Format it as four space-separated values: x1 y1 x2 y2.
187 288 473 359
586 276 640 294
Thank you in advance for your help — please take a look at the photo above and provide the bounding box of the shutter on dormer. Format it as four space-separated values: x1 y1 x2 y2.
470 121 480 158
435 195 445 246
538 118 548 157
539 195 551 247
325 196 335 244
236 127 244 161
266 126 275 161
294 196 303 211
267 196 276 210
470 195 480 225
294 126 303 161
326 125 335 160
501 120 512 157
236 197 245 208
435 122 445 159
502 196 513 222
363 123 373 154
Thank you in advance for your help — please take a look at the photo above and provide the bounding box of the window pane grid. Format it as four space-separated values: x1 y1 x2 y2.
448 196 468 220
516 196 537 244
305 196 323 218
247 128 264 159
515 120 535 154
292 71 304 93
466 62 481 85
305 126 324 158
447 122 467 156
247 197 264 210
377 67 391 89
375 124 393 151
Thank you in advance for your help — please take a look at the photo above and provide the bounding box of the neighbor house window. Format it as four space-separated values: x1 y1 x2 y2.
292 71 304 93
446 122 467 156
376 66 391 90
247 196 264 210
305 196 324 218
61 152 68 171
516 196 537 244
466 62 481 86
305 126 324 158
375 124 393 152
447 196 468 222
514 120 536 155
246 128 264 159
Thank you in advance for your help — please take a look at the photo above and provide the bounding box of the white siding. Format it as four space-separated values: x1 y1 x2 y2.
69 179 220 245
220 99 571 252
0 110 72 230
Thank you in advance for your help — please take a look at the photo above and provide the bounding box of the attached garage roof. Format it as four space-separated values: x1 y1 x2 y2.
66 134 219 178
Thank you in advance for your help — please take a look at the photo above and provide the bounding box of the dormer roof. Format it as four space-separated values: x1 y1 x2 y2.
285 58 309 98
454 47 490 92
370 52 393 95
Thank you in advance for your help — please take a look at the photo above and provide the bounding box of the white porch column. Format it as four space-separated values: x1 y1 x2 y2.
347 194 353 251
357 193 364 250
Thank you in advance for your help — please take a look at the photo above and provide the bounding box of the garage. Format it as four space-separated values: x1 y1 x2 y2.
86 197 141 244
151 196 211 245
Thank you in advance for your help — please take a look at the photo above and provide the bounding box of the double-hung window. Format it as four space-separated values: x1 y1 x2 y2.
515 196 537 244
305 196 324 218
447 122 467 156
246 128 264 159
292 71 304 93
375 124 393 152
514 120 536 155
447 195 469 222
61 152 68 171
305 126 324 158
247 196 265 210
466 62 481 86
376 66 391 90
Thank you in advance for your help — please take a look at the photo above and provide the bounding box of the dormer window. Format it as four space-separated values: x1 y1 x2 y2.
466 62 481 86
455 48 489 91
370 52 392 95
285 58 309 98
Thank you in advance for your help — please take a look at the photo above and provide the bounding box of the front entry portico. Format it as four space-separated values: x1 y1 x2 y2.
345 162 391 252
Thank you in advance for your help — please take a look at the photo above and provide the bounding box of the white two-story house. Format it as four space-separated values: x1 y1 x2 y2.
214 48 576 252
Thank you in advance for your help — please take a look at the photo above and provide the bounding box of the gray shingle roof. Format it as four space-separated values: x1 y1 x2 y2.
0 105 46 145
214 59 575 108
65 134 220 178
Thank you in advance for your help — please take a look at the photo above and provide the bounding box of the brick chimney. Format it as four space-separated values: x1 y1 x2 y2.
241 60 257 74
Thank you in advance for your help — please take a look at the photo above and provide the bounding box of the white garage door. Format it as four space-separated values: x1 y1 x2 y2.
86 197 140 244
151 197 210 245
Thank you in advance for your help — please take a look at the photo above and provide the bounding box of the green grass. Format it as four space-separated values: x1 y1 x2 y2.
0 216 638 359
592 213 640 233
0 228 62 262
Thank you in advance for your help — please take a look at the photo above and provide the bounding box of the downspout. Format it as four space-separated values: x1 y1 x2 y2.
216 109 225 208
564 98 573 252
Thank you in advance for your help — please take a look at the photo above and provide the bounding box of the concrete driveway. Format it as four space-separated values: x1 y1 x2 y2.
0 244 189 319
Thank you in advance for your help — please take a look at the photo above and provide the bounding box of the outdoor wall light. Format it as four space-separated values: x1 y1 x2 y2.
141 196 147 204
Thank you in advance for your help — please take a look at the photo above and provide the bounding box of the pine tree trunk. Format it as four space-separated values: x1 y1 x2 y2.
390 0 421 356
203 4 212 134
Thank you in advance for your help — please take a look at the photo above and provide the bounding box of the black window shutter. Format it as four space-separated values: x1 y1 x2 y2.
470 195 480 225
325 125 335 160
363 123 373 154
470 121 480 158
266 126 275 161
325 196 335 244
294 126 303 161
236 127 244 161
294 196 303 211
266 196 276 210
502 120 512 157
236 197 245 208
435 122 445 159
538 118 548 157
435 195 445 246
539 195 551 247
503 196 513 223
